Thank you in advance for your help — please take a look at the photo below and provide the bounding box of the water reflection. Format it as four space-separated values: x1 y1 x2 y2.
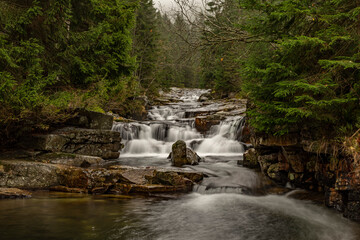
0 191 359 240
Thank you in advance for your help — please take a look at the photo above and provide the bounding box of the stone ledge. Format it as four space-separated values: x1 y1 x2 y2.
0 188 32 199
0 161 204 195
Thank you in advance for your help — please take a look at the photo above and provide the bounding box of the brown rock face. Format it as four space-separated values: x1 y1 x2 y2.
195 117 220 133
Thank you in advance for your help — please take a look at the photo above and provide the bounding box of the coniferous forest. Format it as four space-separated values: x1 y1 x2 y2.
1 0 359 146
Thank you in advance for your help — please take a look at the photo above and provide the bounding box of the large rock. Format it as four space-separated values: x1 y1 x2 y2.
171 140 201 167
0 160 62 189
0 160 203 194
198 92 213 102
21 127 122 159
171 140 187 167
66 109 113 130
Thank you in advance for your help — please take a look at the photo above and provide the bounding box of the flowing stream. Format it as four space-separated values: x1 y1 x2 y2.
0 88 359 240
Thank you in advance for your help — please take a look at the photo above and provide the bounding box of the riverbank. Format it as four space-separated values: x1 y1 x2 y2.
243 119 360 221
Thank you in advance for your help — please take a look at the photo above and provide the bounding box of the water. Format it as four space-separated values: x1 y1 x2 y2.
1 88 359 239
112 88 245 157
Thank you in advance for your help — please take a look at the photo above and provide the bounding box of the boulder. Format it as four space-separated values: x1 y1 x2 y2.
66 109 113 130
0 160 62 189
171 140 187 167
21 127 122 160
198 92 213 102
171 140 201 167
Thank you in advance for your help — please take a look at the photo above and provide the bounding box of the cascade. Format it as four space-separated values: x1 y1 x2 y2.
112 88 245 157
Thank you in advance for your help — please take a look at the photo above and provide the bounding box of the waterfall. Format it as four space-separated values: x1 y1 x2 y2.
112 88 245 157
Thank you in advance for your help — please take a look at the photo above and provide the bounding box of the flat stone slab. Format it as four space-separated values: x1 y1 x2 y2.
0 161 204 195
0 188 32 199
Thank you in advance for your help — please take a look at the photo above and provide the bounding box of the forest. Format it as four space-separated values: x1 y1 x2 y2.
0 0 359 151
2 0 360 236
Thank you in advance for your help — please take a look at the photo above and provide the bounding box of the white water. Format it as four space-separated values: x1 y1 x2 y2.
112 88 245 157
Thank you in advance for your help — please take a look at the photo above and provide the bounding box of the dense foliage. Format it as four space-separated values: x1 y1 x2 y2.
240 0 360 137
0 0 139 141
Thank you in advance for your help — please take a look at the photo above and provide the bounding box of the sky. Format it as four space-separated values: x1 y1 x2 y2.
154 0 203 12
154 0 177 11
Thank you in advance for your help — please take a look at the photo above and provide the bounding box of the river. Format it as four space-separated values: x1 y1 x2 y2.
0 88 359 240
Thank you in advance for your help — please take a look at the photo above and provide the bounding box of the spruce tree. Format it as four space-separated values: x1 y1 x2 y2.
241 0 360 138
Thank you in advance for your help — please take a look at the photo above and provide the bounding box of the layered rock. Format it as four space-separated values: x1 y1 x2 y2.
21 127 122 160
66 109 113 130
0 160 204 195
170 140 202 167
245 130 360 221
36 152 104 168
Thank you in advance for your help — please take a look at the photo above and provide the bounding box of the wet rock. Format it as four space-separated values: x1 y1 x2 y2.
195 116 221 133
243 148 259 169
66 109 113 130
267 163 283 182
37 153 104 168
198 92 213 102
21 127 122 160
0 188 32 199
0 161 203 195
151 171 193 188
170 140 202 167
49 186 87 194
112 183 189 194
258 153 278 173
325 188 344 211
171 140 187 167
287 154 305 173
344 201 360 221
186 148 202 165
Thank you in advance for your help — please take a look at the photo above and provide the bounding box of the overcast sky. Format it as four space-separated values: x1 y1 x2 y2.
154 0 203 12
154 0 176 11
